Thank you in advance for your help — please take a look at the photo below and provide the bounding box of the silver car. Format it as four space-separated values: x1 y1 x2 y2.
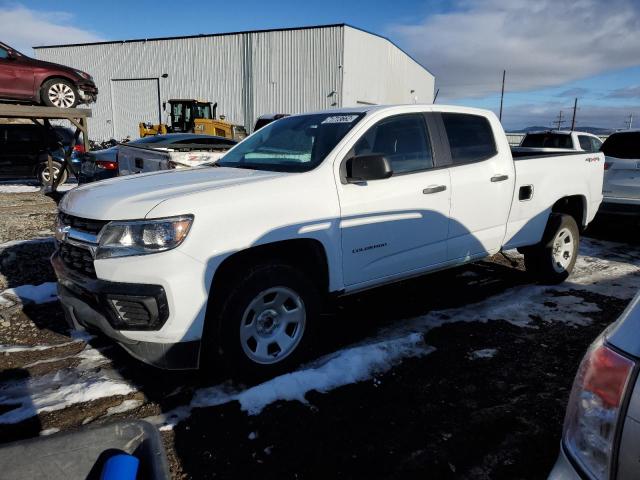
549 291 640 479
600 131 640 216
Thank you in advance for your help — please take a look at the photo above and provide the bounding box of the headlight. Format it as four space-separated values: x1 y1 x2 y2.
74 70 92 80
96 215 193 259
563 337 635 479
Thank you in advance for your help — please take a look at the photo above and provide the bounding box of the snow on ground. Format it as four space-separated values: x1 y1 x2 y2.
106 399 143 415
0 343 135 424
0 183 78 193
149 332 430 430
1 282 58 305
469 348 498 360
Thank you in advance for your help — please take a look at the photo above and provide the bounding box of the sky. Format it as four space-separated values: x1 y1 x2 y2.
1 0 639 131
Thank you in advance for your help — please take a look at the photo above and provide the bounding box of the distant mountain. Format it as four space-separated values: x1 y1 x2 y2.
508 126 616 135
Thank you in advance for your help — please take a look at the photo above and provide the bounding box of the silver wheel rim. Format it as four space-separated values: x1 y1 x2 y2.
48 83 75 108
41 165 61 183
240 286 306 365
551 227 574 273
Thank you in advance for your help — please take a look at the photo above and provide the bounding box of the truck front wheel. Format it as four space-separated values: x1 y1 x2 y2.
524 213 579 284
213 262 320 378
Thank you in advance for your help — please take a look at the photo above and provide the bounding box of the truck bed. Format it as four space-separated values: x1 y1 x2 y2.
118 141 233 176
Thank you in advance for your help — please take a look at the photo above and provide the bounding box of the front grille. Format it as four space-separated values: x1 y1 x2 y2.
59 242 96 278
59 213 108 236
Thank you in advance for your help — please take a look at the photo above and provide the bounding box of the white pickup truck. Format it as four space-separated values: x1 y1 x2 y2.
52 105 604 375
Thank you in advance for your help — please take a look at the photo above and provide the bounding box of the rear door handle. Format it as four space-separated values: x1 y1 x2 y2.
491 174 509 182
423 184 447 194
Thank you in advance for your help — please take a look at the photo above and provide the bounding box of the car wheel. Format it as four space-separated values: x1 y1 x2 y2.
41 79 79 108
37 160 68 186
211 262 320 379
524 213 579 284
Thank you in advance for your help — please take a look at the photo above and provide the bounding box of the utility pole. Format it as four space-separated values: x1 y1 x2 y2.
433 88 439 104
499 70 506 122
570 98 578 131
628 113 634 130
554 110 565 130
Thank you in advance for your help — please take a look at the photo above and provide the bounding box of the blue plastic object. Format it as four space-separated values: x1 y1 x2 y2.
100 453 139 480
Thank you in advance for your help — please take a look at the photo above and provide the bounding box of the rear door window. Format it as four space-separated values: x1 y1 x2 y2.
521 133 573 149
578 136 593 151
601 133 640 159
353 114 433 174
442 113 497 164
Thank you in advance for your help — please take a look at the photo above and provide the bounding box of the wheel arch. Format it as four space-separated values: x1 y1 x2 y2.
208 238 331 306
551 195 587 229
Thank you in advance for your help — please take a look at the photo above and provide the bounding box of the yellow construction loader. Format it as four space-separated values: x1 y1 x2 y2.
139 99 246 140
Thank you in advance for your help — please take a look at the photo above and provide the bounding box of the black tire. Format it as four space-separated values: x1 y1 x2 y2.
37 160 68 186
524 213 579 284
208 262 321 379
41 78 79 108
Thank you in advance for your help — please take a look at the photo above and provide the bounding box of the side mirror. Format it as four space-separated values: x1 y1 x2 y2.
162 102 167 111
346 154 393 182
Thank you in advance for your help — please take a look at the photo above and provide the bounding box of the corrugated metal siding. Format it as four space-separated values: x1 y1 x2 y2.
341 26 434 107
35 25 431 140
111 79 159 139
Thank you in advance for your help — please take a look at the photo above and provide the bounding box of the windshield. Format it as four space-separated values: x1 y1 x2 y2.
601 132 640 159
521 133 573 149
217 113 364 172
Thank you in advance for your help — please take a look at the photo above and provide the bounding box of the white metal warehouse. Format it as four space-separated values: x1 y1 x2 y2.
34 24 435 141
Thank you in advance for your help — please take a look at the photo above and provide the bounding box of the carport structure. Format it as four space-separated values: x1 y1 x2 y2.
0 104 91 193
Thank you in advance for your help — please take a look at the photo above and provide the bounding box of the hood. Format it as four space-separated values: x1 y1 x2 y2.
60 167 285 220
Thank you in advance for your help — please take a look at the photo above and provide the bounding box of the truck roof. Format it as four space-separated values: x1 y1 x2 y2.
291 104 496 117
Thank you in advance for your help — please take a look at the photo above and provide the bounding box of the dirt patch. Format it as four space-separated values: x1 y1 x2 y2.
0 191 57 244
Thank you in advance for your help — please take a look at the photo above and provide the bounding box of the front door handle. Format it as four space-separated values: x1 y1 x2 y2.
423 184 447 194
491 174 509 182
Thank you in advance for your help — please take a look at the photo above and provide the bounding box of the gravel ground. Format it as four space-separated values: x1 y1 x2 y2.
0 188 639 479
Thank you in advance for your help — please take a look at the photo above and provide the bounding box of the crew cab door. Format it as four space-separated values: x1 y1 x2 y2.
0 46 35 100
439 113 515 260
337 113 451 286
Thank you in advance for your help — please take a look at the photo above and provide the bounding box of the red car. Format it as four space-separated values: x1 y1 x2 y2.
0 41 97 109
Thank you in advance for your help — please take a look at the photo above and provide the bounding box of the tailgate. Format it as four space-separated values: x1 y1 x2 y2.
118 145 170 176
604 156 640 200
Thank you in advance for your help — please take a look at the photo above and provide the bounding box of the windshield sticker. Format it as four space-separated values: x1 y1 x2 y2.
322 115 360 124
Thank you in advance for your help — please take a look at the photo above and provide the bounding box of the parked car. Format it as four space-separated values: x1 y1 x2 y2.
116 133 237 176
79 134 237 183
52 105 603 376
0 123 79 185
599 130 640 216
549 290 640 480
0 41 97 108
513 130 603 154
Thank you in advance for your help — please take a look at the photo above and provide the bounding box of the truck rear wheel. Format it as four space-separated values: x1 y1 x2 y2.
524 213 579 284
212 262 320 379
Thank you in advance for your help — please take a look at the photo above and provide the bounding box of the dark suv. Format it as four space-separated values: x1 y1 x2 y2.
0 123 74 185
0 42 97 108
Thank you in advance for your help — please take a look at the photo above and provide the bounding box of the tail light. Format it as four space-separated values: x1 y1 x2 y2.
73 144 85 153
604 162 612 171
563 339 635 479
96 160 118 170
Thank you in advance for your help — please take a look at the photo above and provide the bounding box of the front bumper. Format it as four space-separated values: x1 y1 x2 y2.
52 253 200 369
77 82 98 104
